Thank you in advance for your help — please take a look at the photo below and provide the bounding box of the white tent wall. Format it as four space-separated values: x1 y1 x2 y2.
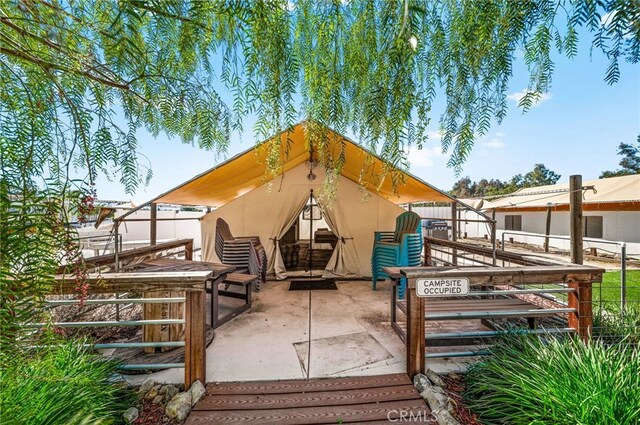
200 163 406 278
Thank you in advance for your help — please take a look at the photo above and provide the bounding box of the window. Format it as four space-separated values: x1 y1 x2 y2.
505 215 522 231
584 216 603 238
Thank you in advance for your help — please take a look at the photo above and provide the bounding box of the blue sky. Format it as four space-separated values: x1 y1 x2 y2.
96 37 639 203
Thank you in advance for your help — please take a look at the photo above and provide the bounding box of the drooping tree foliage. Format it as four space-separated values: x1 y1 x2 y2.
1 0 638 351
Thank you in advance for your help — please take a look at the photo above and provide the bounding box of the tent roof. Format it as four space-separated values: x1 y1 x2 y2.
482 174 640 211
154 122 453 207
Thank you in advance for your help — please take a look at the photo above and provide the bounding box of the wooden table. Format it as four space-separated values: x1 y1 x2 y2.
314 229 338 248
124 258 235 352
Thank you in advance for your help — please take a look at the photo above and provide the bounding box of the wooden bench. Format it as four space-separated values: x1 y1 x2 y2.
208 273 258 329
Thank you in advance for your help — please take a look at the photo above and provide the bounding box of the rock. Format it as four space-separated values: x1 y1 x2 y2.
122 407 139 424
426 369 447 388
189 380 206 406
447 371 460 381
166 392 192 422
145 384 162 400
420 385 449 412
152 395 165 404
413 373 432 393
113 380 129 391
138 379 155 394
161 384 179 402
433 408 461 425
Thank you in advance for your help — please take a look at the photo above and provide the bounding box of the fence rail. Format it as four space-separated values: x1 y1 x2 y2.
425 236 639 341
43 239 206 390
390 238 605 378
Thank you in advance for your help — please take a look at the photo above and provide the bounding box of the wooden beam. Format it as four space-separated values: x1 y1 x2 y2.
52 271 212 294
544 206 553 252
405 279 425 377
423 237 559 266
570 175 583 265
185 290 206 389
150 202 158 246
399 265 603 285
57 239 194 273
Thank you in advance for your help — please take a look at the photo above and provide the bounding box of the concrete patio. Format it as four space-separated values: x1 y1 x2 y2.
122 279 483 385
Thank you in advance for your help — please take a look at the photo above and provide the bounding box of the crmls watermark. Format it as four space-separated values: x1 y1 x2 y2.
387 409 436 422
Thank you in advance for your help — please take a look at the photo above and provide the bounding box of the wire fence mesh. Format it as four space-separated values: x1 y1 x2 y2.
424 236 639 345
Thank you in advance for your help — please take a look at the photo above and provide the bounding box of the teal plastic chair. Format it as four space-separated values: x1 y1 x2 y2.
371 211 423 298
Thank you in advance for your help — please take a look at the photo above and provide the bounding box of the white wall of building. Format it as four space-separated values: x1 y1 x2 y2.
408 206 639 258
493 210 640 258
117 209 204 248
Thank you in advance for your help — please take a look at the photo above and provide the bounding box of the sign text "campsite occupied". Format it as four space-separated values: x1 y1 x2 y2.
415 278 470 297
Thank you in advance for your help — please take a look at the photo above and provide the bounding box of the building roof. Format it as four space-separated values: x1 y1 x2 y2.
152 121 453 207
482 174 640 211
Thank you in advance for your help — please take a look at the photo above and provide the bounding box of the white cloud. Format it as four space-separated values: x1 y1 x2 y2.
407 146 444 167
426 130 443 140
507 89 552 107
482 138 505 149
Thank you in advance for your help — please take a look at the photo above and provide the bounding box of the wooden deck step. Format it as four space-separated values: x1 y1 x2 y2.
186 373 433 424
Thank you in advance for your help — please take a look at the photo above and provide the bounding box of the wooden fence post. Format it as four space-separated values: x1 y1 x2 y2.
544 206 552 252
568 279 593 341
451 202 458 265
185 239 193 261
406 278 425 377
570 175 583 265
423 238 432 266
185 290 206 389
150 202 157 246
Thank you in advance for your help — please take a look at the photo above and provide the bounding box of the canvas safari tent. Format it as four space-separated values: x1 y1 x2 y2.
133 122 456 279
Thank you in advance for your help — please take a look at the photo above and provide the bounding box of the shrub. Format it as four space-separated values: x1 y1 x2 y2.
0 339 132 425
464 335 640 425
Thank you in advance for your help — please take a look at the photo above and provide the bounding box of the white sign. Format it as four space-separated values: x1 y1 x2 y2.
416 278 470 297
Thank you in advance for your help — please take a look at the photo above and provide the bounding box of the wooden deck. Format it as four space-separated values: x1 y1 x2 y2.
186 373 434 424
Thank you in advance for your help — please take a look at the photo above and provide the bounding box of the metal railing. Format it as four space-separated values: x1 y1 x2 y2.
44 239 207 389
38 297 186 371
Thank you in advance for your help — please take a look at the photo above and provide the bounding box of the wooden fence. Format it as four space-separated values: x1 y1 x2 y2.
49 239 206 389
392 263 603 377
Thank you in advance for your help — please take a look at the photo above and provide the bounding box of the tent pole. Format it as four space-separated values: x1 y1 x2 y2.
309 189 314 274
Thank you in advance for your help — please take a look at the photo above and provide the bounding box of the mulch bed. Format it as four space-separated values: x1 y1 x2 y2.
134 400 177 425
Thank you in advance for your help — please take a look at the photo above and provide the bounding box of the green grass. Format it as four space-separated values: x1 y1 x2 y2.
464 335 640 425
0 339 132 425
596 270 640 311
519 270 640 310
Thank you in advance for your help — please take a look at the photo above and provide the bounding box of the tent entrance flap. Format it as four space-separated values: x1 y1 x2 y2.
269 190 309 280
199 163 409 279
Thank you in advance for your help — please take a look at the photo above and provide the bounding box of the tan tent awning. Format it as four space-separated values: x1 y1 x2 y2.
482 174 640 211
154 122 452 207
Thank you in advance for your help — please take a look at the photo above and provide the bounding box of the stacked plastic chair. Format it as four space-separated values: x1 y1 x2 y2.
215 218 267 290
371 211 423 298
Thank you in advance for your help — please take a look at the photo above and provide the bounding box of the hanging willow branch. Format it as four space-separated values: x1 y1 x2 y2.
1 0 638 350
